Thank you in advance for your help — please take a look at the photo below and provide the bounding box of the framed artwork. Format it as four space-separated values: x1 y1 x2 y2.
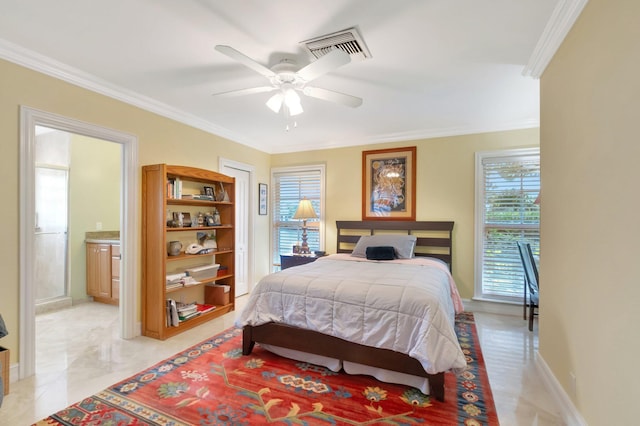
203 186 214 198
258 183 268 215
362 146 416 221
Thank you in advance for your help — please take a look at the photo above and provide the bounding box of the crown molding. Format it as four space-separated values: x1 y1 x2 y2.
0 38 258 149
523 0 589 79
270 119 540 154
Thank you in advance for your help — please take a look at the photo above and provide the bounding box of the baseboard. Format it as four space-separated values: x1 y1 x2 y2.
463 298 522 317
535 351 587 426
35 296 72 314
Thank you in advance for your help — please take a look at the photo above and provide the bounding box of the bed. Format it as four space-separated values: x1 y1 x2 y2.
236 221 466 401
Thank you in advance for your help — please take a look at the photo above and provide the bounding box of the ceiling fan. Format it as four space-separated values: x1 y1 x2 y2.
212 45 363 117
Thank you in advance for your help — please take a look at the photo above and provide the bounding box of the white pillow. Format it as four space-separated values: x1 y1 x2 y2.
351 235 417 259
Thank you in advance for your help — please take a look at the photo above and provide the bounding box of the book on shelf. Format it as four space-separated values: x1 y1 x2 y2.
167 272 186 284
165 273 200 290
182 276 201 287
176 302 196 312
181 194 214 201
166 272 186 291
166 299 180 327
196 303 215 314
179 311 200 321
166 282 183 291
175 302 199 321
166 177 183 199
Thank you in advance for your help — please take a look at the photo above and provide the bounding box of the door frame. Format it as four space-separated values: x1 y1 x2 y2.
219 158 254 295
19 106 139 378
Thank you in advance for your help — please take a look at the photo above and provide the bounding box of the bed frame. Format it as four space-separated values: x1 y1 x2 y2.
242 220 455 401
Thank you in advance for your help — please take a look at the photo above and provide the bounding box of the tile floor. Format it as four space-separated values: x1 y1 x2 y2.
0 298 565 425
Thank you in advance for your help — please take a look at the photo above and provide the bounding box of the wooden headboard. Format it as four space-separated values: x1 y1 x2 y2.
336 221 454 271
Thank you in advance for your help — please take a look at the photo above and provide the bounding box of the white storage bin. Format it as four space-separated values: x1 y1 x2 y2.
186 264 220 280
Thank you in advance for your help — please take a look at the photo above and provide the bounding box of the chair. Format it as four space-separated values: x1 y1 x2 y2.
517 242 539 331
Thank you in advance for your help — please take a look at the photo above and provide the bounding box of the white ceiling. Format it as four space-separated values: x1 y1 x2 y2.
0 0 559 154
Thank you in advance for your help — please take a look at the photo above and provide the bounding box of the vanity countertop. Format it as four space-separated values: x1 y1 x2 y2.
85 231 120 245
85 239 120 244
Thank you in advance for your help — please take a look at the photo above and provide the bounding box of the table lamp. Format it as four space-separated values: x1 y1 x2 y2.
292 198 317 254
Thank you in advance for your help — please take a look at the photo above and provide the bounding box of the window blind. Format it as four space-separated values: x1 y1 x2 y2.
478 152 540 301
272 167 323 269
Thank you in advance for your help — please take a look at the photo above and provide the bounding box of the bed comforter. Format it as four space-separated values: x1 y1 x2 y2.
236 254 467 375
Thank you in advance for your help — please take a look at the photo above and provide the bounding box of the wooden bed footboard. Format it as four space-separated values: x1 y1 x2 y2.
243 323 446 402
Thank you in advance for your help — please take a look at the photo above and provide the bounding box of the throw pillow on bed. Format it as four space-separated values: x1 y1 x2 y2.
351 234 417 259
365 246 396 260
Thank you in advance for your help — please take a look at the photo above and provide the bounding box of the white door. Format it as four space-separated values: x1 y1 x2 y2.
221 165 250 296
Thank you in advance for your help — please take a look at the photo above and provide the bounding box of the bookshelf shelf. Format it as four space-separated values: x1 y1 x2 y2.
165 274 234 294
142 164 235 340
166 225 233 232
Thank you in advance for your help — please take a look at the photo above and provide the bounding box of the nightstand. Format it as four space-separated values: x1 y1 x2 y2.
280 254 318 270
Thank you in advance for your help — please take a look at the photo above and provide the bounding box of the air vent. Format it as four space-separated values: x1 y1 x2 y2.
300 27 372 61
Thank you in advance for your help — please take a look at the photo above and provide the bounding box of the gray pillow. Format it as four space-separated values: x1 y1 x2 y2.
351 235 417 259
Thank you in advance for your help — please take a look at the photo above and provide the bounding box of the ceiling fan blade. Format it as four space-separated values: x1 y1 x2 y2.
211 86 276 98
297 49 351 82
303 86 363 108
215 45 275 78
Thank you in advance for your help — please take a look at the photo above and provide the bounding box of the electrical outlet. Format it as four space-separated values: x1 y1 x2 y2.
96 222 102 230
569 372 576 397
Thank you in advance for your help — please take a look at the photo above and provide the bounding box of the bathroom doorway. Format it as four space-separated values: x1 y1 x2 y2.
19 107 139 379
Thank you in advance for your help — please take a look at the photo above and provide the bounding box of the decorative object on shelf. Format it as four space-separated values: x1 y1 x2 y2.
362 146 416 221
167 211 179 228
182 212 192 228
167 241 182 256
203 186 215 199
172 212 183 227
217 265 228 277
217 182 230 202
205 208 221 226
258 183 268 215
292 197 317 254
197 231 217 250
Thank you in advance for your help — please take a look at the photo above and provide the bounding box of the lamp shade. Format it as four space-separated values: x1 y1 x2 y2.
293 198 317 220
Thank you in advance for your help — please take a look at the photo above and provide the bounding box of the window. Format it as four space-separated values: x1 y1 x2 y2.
474 148 540 302
271 165 325 271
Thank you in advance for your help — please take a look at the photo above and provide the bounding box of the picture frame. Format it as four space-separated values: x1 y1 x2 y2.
258 183 268 215
182 212 192 228
362 146 416 221
203 186 215 199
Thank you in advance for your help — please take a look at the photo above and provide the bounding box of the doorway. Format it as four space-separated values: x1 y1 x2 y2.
219 158 253 296
19 107 139 379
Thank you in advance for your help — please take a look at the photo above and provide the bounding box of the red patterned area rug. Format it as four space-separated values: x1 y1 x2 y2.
35 313 498 425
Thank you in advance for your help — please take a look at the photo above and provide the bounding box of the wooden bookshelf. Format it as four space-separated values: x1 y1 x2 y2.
142 164 235 340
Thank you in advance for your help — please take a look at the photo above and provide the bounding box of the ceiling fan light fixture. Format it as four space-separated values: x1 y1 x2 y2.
284 89 303 116
266 92 283 113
